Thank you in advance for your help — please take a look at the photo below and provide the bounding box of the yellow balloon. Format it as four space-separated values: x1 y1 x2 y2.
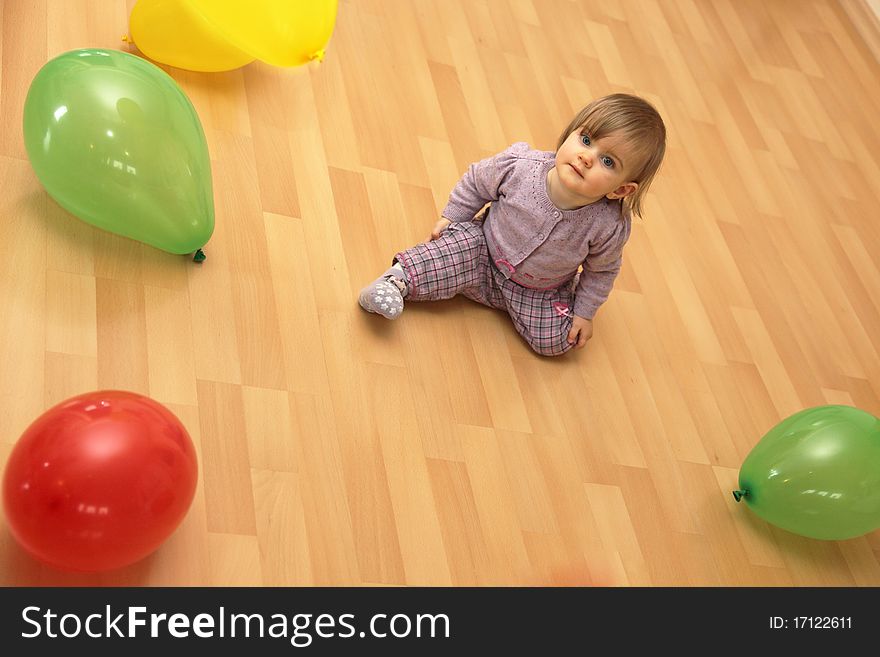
129 0 338 72
130 0 254 72
189 0 339 67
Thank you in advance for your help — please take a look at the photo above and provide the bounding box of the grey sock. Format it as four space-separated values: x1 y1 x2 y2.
358 265 408 319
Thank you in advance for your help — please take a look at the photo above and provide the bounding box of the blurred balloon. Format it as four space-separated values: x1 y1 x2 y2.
130 0 339 72
2 391 198 572
23 49 214 257
733 405 880 540
128 0 254 72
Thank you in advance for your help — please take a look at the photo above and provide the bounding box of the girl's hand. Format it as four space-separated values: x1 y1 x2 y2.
430 217 452 240
567 315 593 349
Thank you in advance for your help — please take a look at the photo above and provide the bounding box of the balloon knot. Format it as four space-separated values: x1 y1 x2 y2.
193 249 206 263
121 35 129 43
310 49 326 63
732 490 747 502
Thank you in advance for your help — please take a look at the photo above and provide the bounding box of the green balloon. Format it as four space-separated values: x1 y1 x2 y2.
23 49 213 255
733 405 880 540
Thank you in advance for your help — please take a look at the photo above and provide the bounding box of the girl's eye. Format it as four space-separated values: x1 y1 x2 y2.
601 156 615 168
580 134 591 146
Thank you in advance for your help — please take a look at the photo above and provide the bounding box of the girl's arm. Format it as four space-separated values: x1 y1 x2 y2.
567 315 593 349
441 143 527 223
430 217 451 240
572 220 632 320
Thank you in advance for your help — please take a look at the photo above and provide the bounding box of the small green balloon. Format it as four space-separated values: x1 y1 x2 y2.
23 49 214 255
734 406 880 540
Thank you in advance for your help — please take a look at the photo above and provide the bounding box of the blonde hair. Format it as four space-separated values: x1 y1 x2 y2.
557 94 666 218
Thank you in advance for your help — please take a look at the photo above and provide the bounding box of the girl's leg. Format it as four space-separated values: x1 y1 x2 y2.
394 221 493 303
358 221 491 319
498 275 577 357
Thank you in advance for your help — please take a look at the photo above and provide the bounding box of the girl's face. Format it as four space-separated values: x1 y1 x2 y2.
553 128 638 207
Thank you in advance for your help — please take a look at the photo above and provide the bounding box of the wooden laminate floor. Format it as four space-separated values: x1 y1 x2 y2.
1 0 879 586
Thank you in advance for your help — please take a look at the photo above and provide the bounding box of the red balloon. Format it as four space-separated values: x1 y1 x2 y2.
2 390 198 572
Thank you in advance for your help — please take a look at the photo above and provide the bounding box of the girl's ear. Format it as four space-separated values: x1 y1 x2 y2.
607 181 638 200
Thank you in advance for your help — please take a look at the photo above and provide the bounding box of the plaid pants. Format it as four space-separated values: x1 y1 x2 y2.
395 221 576 356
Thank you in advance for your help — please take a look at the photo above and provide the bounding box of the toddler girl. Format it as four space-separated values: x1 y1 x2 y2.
358 93 666 356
